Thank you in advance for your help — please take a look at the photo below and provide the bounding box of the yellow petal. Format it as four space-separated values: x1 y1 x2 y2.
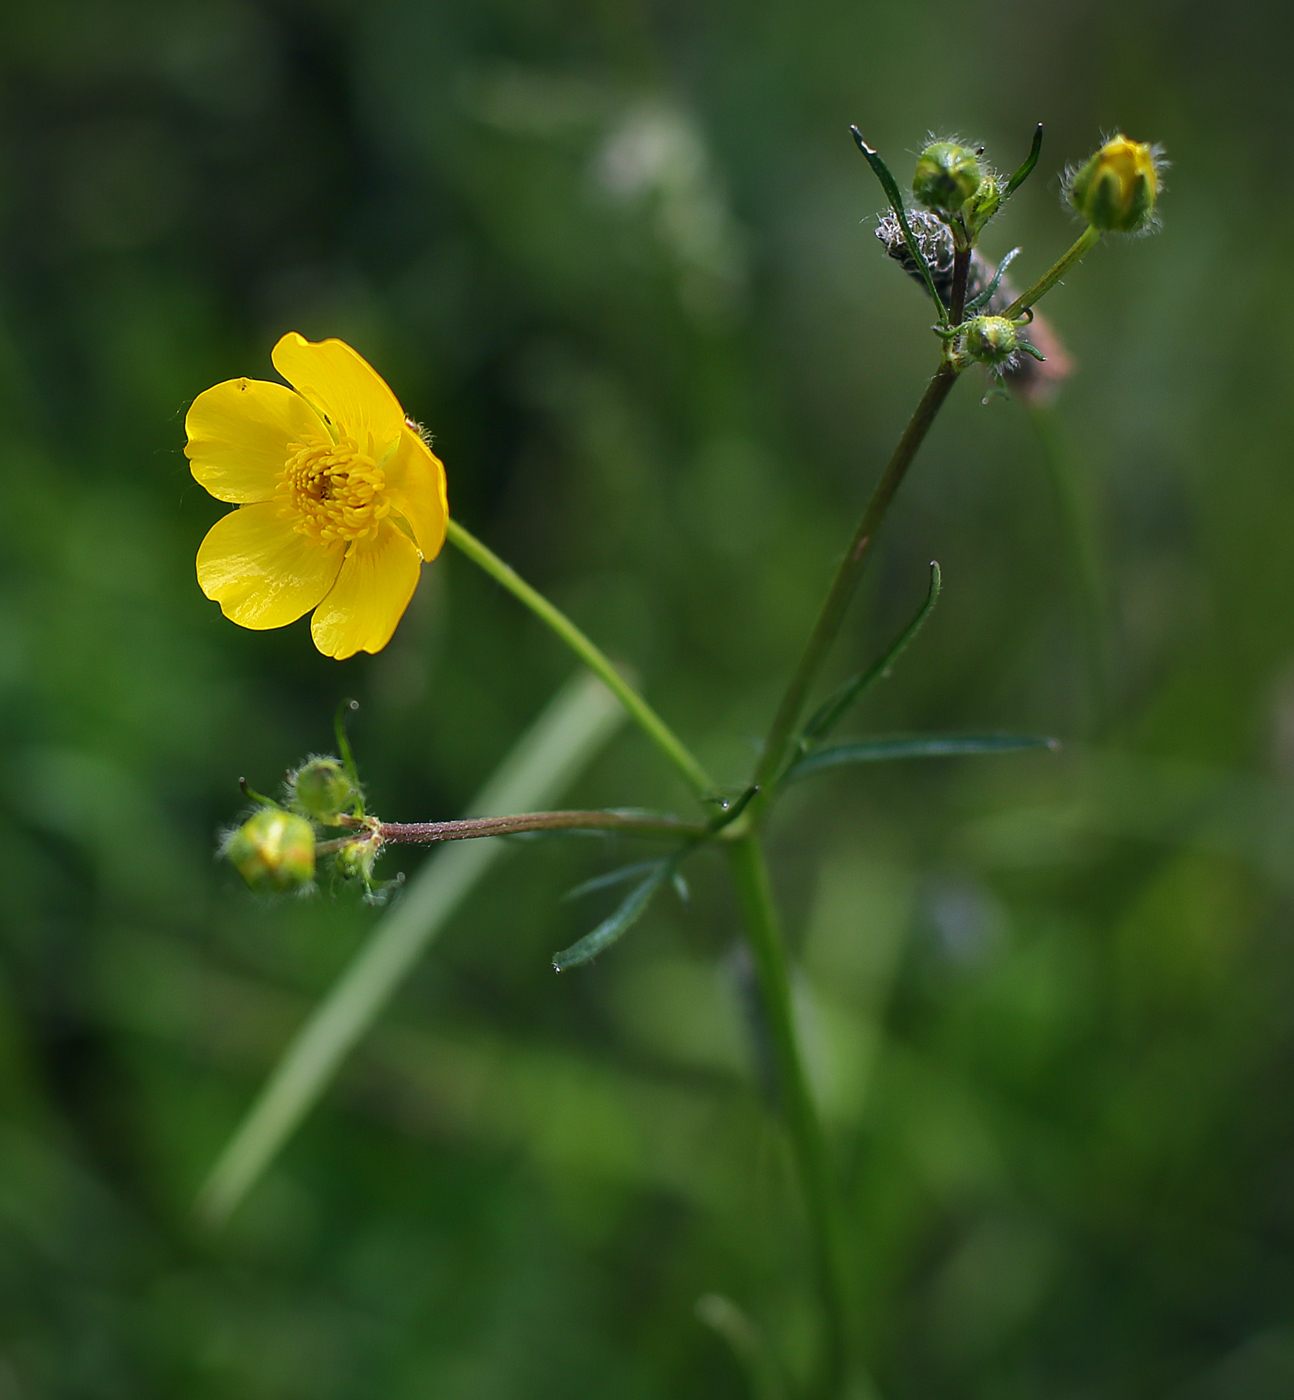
271 332 405 454
186 378 324 503
386 425 449 559
310 521 422 659
197 503 344 629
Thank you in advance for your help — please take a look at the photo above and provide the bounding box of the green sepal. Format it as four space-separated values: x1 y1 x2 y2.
783 732 1057 784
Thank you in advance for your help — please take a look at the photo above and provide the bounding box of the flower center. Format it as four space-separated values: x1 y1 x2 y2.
278 435 392 544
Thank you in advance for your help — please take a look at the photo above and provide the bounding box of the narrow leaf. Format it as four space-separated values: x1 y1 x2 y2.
964 248 1022 314
1004 123 1044 198
784 732 1058 784
707 784 759 832
553 861 673 972
562 858 663 902
799 562 942 750
850 127 949 326
333 697 363 809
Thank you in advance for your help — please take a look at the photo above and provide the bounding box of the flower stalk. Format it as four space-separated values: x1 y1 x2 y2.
446 518 716 801
1003 224 1101 318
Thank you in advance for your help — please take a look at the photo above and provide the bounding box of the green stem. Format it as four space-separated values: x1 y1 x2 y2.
1003 225 1101 318
447 518 715 801
728 832 852 1398
753 360 961 793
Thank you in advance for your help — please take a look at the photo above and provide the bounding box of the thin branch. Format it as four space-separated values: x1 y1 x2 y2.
335 809 707 844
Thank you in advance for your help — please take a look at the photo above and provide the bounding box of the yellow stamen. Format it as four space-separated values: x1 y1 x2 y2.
278 435 392 543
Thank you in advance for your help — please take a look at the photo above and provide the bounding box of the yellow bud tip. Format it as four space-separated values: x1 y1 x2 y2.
225 808 316 893
1067 134 1165 234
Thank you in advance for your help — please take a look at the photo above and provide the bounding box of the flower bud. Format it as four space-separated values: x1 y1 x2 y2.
333 827 383 886
1067 135 1161 234
963 316 1020 366
225 808 315 893
290 757 355 823
913 141 984 219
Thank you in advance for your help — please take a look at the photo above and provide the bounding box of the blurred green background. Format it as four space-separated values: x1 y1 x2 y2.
3 0 1294 1395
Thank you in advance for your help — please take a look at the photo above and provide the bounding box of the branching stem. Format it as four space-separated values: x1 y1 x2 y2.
752 359 962 795
332 809 706 844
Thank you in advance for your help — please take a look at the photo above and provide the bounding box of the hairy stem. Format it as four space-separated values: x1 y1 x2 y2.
1003 224 1101 318
753 360 961 792
728 832 852 1398
447 518 715 800
334 809 706 844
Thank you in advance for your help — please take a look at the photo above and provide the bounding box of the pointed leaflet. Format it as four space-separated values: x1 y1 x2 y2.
562 858 665 903
798 562 942 753
552 860 674 972
964 249 1022 315
783 733 1057 784
1004 123 1044 199
850 127 949 326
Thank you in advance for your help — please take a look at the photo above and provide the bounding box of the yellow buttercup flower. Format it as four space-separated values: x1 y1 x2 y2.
186 333 448 659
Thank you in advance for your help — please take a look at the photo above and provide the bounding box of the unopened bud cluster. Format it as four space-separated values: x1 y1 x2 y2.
222 752 386 898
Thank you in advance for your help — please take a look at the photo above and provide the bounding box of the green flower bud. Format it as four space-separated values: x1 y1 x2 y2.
290 757 355 823
225 808 315 893
334 833 381 885
1067 135 1162 234
913 141 984 219
963 316 1020 366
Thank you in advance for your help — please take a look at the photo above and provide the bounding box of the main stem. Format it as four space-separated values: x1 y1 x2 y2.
447 518 715 801
753 359 961 791
738 343 965 1395
728 832 852 1398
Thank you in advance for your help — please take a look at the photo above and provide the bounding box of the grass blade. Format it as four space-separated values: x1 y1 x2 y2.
784 732 1058 784
196 671 624 1225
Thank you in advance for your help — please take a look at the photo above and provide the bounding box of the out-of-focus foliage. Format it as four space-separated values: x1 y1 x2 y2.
3 1 1294 1396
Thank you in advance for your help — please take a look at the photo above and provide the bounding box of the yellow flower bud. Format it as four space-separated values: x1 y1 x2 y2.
225 808 316 893
1067 135 1163 234
290 757 355 823
912 141 984 219
963 315 1020 366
